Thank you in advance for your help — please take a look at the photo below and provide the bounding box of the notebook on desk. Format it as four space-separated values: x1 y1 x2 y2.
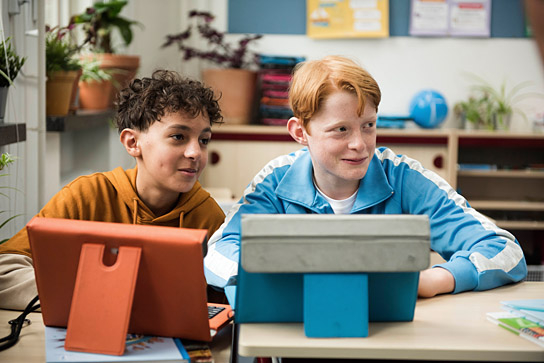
27 217 233 345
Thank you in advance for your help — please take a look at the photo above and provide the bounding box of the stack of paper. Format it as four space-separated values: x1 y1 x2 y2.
501 299 544 326
486 299 544 348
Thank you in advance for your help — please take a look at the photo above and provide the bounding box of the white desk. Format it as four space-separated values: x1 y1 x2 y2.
239 282 544 361
0 310 233 362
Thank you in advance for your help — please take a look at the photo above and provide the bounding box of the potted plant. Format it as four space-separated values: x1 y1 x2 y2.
0 38 26 123
46 25 82 116
78 57 117 110
454 74 543 130
70 0 141 107
162 10 262 125
0 152 21 244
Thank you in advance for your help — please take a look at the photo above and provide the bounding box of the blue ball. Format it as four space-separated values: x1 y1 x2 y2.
409 90 448 129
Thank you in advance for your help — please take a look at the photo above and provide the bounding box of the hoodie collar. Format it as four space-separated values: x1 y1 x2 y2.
104 166 211 226
276 150 394 213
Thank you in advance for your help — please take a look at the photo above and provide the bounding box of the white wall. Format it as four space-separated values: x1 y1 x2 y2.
127 0 544 131
252 35 544 130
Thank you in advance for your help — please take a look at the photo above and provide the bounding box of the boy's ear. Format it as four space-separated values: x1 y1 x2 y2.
287 117 308 146
120 128 141 157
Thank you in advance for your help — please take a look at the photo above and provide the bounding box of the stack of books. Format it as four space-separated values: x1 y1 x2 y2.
257 55 305 126
44 327 214 363
486 299 544 348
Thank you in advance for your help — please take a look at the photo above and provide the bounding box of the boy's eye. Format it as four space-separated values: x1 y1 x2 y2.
171 134 184 141
336 126 347 132
200 138 210 145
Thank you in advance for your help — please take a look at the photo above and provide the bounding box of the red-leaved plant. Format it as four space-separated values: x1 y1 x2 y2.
162 10 262 70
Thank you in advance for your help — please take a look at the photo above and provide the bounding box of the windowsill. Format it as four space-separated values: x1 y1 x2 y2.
46 109 116 132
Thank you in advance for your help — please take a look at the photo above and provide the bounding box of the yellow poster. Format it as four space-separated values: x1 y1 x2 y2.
307 0 389 38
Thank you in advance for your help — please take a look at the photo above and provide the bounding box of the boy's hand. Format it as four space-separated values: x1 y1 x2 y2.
418 267 455 298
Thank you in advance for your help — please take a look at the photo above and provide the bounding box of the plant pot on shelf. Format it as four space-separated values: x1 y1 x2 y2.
85 53 140 106
78 79 114 111
46 70 80 116
202 68 258 125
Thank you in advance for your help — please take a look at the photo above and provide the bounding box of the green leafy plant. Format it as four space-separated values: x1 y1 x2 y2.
45 25 81 74
79 57 123 87
0 153 22 244
162 10 262 69
70 0 141 54
0 37 27 87
79 58 113 82
454 73 544 130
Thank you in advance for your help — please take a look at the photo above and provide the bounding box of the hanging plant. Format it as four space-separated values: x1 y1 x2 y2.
0 38 27 87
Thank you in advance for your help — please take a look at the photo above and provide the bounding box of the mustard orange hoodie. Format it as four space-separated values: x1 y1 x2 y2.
0 167 225 257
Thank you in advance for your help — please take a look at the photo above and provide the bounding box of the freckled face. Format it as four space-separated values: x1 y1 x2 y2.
136 112 211 201
303 91 377 198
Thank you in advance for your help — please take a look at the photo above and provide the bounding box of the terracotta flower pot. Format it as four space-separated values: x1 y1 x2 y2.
78 79 114 111
80 53 140 107
202 68 258 125
46 70 80 116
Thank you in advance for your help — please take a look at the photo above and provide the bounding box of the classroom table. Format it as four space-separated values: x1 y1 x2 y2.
238 281 544 362
0 309 233 362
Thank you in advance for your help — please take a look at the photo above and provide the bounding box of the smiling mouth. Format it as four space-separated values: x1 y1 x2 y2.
179 168 198 174
342 157 367 163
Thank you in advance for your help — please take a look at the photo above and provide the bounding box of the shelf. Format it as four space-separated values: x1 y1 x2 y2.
495 220 544 230
458 170 544 178
457 130 544 147
210 124 453 143
46 109 116 132
0 123 26 146
469 200 544 211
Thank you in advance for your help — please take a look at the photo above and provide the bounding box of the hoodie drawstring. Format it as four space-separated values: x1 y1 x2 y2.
178 212 184 227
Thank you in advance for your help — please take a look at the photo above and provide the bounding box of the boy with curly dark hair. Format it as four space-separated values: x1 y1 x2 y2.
0 70 226 310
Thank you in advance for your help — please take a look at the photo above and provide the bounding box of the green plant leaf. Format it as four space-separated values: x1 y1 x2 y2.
71 0 138 53
0 214 23 230
111 17 134 46
0 69 13 85
94 0 127 18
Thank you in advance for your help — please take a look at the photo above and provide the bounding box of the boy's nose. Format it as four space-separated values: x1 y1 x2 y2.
348 132 366 150
184 140 201 160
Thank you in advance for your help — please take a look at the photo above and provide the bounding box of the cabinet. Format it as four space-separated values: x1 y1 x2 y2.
200 126 544 271
455 132 544 269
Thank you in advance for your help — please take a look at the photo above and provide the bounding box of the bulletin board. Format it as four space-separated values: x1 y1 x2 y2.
306 0 389 39
227 0 527 38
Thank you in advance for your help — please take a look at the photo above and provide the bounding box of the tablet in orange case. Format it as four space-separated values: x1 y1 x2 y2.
27 217 229 355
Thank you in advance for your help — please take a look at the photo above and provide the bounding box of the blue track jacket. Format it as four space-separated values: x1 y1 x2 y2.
204 147 527 297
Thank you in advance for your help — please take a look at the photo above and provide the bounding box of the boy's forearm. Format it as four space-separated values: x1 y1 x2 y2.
418 267 455 298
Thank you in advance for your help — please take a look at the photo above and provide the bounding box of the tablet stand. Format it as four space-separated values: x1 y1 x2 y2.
239 214 430 338
64 243 142 355
303 273 369 337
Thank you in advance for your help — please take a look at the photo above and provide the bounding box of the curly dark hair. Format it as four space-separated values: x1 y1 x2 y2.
115 69 223 132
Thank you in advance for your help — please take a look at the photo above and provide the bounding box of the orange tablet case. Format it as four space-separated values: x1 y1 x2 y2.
27 217 216 354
